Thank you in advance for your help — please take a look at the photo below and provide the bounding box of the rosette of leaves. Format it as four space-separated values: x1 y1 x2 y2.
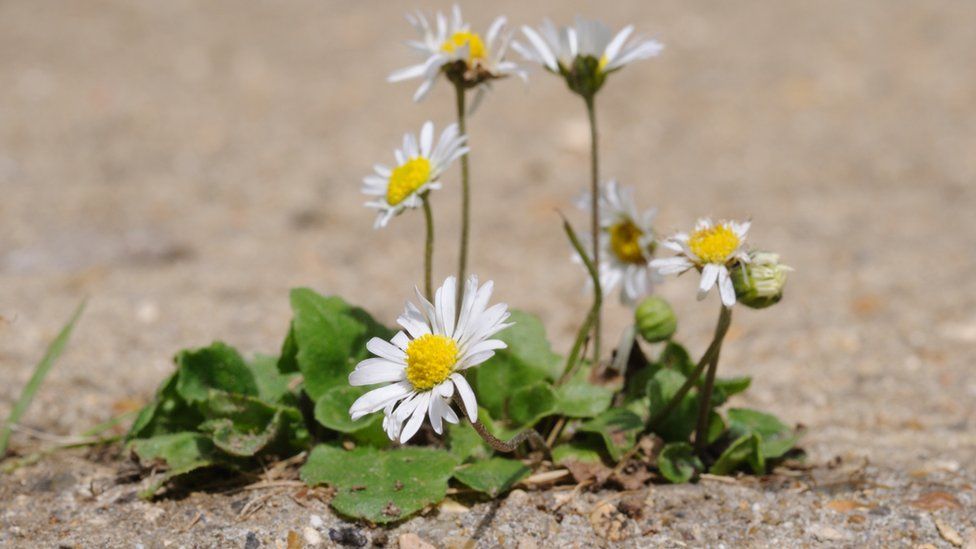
128 287 799 522
622 337 800 483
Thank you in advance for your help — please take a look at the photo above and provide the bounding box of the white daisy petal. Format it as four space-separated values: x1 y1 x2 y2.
718 267 737 307
400 392 431 443
366 337 406 362
349 381 412 420
450 373 478 422
349 359 405 386
699 263 720 298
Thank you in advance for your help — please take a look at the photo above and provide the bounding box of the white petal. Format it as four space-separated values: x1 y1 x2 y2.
435 276 457 338
450 373 478 422
718 267 737 307
388 62 429 82
698 263 720 299
602 25 633 66
366 337 406 362
349 381 412 419
521 25 557 71
400 392 431 443
349 359 405 386
428 395 447 434
419 121 434 158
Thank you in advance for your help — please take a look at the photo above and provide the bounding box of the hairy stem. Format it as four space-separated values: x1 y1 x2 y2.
584 94 602 370
453 395 551 460
422 194 435 301
559 214 602 385
694 306 733 455
454 83 470 310
647 306 733 430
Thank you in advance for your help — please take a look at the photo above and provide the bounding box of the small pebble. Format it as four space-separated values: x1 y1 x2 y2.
398 532 436 549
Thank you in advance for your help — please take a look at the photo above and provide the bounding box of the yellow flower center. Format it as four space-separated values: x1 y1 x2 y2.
404 334 458 391
598 54 609 72
386 157 432 206
441 31 486 60
688 225 740 264
609 219 648 264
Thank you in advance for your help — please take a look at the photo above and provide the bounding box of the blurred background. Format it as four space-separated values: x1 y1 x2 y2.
1 0 974 469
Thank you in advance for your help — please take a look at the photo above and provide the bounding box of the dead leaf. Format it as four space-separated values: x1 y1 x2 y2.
936 519 964 548
910 492 962 511
286 530 302 549
564 460 613 485
826 499 865 513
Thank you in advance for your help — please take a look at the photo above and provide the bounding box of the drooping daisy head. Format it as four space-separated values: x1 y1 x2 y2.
514 16 663 97
650 219 752 308
388 5 525 107
573 180 660 305
362 121 467 229
348 275 512 443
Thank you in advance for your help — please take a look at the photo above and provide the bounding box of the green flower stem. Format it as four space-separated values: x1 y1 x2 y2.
584 94 602 369
694 305 734 455
452 394 551 460
422 193 435 301
454 82 470 310
558 214 601 385
647 305 733 430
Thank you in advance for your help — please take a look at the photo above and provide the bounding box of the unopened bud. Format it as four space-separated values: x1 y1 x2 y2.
635 296 677 343
731 251 791 309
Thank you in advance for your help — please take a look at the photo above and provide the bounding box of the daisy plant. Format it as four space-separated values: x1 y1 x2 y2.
516 17 663 368
363 121 467 298
389 5 524 308
123 7 803 525
649 219 789 456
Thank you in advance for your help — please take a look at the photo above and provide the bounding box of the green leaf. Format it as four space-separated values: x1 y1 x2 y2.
727 408 797 459
128 374 204 440
447 422 491 463
1 301 85 456
201 412 282 457
289 289 392 401
578 408 644 462
709 433 764 475
453 457 531 497
313 386 377 433
277 322 299 374
658 342 695 378
715 376 751 398
301 445 458 524
552 440 604 466
508 382 558 427
555 372 614 419
175 343 258 403
474 310 562 418
657 442 703 483
647 369 699 442
130 432 224 498
247 353 298 405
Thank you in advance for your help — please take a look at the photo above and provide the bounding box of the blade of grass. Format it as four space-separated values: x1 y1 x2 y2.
0 300 87 457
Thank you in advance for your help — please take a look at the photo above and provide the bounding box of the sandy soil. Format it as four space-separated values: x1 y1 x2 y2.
2 0 975 546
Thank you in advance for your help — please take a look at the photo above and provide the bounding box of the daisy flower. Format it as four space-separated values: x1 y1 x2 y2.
514 16 663 95
348 275 512 443
574 180 659 305
650 219 752 308
362 121 467 229
388 5 524 107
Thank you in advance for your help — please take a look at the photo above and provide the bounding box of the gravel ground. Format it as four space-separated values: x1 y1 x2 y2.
2 0 975 546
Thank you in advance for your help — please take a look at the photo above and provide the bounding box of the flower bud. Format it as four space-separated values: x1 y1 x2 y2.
635 296 677 343
731 251 791 309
